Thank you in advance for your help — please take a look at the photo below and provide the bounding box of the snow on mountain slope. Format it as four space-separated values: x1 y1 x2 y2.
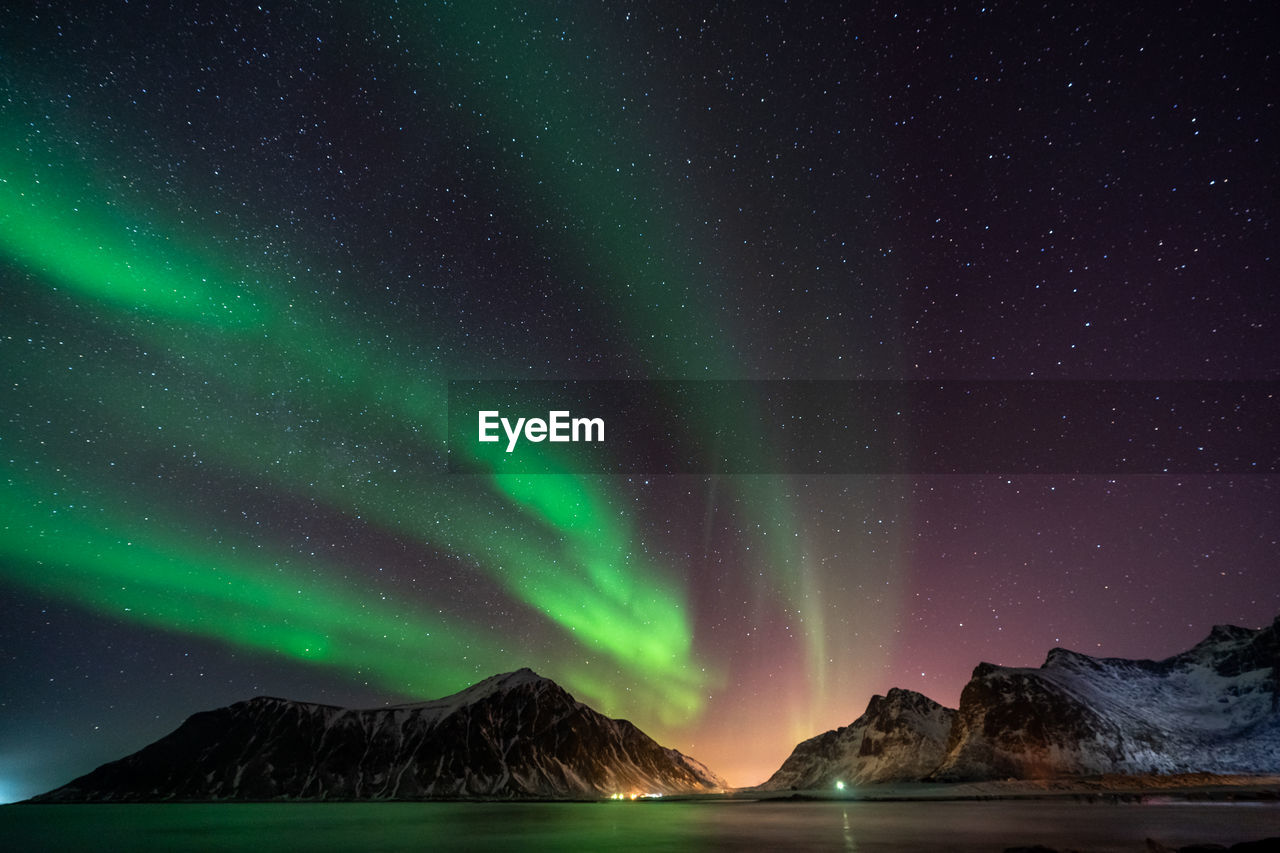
32 668 726 801
933 616 1279 780
759 616 1279 787
757 688 955 790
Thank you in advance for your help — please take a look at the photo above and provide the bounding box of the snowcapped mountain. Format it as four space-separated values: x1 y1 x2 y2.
32 668 726 801
760 616 1279 787
933 616 1279 780
758 688 955 790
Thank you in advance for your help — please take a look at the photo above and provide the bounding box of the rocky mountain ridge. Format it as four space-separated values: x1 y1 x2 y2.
33 668 725 801
760 687 954 789
760 616 1279 789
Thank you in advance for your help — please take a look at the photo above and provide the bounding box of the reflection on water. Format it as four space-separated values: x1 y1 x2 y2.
1 800 1277 852
842 806 857 851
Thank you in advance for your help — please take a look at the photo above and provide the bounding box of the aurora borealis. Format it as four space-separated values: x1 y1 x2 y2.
1 2 1277 800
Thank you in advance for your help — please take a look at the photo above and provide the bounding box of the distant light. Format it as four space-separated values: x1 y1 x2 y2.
835 781 846 790
610 791 662 800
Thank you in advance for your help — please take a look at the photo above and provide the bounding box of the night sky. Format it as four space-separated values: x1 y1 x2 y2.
1 1 1276 800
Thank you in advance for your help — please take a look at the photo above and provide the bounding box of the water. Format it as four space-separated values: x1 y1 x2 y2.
2 800 1277 852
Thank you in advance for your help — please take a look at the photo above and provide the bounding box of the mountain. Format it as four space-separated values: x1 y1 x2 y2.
760 616 1279 787
932 616 1280 780
758 688 954 790
32 668 726 801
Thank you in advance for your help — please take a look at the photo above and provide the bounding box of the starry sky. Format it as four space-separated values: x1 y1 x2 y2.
1 1 1276 800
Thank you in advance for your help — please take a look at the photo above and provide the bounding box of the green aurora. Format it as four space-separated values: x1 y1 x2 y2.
0 3 847 736
0 112 741 725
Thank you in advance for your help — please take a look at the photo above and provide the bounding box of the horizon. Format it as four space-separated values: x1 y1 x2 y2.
15 611 1276 801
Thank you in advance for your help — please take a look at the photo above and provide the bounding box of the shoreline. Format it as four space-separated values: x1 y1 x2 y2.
14 774 1280 806
738 773 1280 804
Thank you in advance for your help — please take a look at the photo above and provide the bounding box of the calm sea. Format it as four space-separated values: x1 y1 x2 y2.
2 800 1277 851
